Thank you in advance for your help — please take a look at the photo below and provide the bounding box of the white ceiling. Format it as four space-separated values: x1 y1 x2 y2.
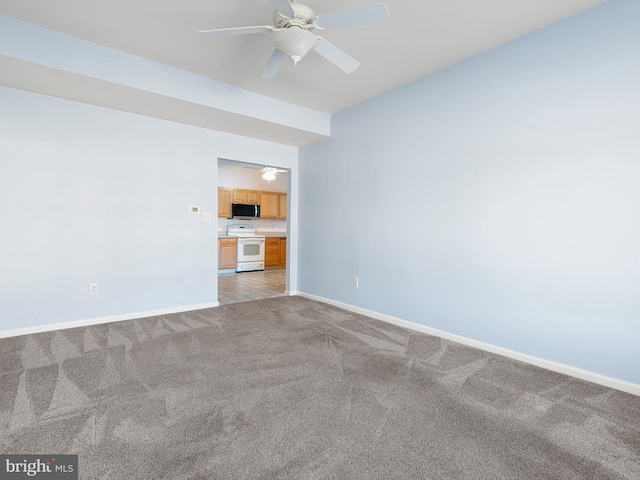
0 0 602 115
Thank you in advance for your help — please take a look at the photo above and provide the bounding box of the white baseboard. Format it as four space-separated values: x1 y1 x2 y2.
0 301 220 340
296 292 640 397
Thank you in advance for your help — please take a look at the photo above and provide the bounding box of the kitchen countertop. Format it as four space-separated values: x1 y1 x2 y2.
217 233 286 238
261 232 287 238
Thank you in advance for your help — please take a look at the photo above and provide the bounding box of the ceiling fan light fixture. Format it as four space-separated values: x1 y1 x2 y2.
262 170 277 182
273 27 317 65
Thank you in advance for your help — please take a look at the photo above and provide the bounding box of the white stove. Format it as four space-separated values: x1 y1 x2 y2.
227 225 265 272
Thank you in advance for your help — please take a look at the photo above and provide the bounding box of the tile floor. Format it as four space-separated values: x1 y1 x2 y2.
218 268 286 305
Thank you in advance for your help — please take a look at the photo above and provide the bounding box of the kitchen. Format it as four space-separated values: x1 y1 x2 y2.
217 160 288 305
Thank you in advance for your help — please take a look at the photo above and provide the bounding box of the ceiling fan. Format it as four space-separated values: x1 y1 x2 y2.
261 167 287 182
197 0 390 78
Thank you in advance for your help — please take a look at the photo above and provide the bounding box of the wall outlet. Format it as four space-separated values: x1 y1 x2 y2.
353 277 359 288
89 283 99 295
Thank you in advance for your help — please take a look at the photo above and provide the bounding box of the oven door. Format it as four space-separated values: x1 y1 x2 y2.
237 237 265 264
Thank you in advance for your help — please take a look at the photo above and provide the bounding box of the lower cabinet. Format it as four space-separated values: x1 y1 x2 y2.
265 237 286 267
218 238 237 269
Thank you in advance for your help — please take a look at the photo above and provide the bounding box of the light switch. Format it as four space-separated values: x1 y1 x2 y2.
202 211 213 221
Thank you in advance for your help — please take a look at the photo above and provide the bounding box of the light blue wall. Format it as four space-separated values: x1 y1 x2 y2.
0 87 296 331
299 0 640 383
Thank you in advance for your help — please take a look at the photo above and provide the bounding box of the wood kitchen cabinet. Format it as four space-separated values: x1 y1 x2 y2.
265 238 280 266
265 237 286 267
221 186 286 219
260 191 286 219
277 193 287 220
260 192 279 219
218 238 237 269
218 187 232 218
233 189 260 204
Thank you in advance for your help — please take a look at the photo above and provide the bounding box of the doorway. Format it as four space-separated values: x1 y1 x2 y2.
217 159 289 305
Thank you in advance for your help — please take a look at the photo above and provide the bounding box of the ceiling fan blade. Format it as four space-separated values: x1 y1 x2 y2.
314 37 360 74
197 25 273 38
262 167 288 173
270 0 295 17
315 4 390 29
261 49 286 78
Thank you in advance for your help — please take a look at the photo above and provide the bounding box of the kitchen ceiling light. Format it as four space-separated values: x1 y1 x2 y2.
262 170 277 182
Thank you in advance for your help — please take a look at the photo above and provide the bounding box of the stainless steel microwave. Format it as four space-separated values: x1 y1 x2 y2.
232 203 260 218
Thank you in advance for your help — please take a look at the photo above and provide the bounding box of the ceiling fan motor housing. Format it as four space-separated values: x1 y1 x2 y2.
272 3 316 29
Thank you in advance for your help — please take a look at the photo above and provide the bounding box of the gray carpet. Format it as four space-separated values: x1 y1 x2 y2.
1 296 639 479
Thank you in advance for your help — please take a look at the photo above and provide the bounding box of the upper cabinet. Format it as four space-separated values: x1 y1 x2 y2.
260 192 287 220
219 186 286 219
277 193 287 220
260 192 278 219
233 189 260 205
218 187 232 218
